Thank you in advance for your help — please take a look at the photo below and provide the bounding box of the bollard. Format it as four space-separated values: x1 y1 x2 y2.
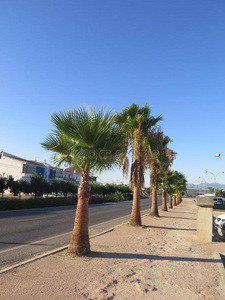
196 196 214 242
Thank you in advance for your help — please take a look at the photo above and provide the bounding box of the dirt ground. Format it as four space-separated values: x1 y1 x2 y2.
0 198 225 300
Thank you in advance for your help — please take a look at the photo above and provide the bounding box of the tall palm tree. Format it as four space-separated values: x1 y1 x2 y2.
164 169 176 209
158 148 176 211
173 171 187 204
147 129 171 217
41 107 125 256
115 104 161 226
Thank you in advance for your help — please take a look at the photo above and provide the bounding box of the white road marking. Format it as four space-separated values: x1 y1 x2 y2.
0 231 72 254
13 215 57 222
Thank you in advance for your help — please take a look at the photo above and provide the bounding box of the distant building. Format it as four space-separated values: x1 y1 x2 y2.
0 151 81 183
186 187 210 197
65 167 98 184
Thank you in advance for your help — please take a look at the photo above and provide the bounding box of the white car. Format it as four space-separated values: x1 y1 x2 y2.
215 214 225 229
215 214 225 236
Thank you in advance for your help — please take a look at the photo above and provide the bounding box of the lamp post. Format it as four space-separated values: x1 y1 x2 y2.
204 171 225 191
195 180 202 194
214 154 225 157
198 176 212 194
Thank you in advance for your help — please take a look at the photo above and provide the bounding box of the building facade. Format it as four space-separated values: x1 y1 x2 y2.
0 151 80 183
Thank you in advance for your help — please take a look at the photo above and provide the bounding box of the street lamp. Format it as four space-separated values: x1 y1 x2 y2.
198 176 212 193
214 154 225 157
195 180 202 194
204 171 225 191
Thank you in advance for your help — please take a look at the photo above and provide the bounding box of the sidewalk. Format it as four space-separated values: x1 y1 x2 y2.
0 198 225 300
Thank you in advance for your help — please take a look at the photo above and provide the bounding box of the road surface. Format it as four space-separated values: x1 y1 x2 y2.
0 197 162 270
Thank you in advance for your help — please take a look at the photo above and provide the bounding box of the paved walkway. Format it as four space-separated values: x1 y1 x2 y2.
0 198 225 299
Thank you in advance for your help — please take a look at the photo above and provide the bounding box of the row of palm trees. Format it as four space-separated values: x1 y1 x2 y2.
41 104 187 256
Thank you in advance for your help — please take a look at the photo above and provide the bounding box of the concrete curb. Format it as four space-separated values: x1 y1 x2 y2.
214 252 225 286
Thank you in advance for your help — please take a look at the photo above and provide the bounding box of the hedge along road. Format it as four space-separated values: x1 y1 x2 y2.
0 196 162 271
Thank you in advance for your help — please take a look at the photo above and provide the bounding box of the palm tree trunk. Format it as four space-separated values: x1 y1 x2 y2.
179 192 182 203
149 171 159 217
129 185 142 226
168 196 173 208
177 192 180 204
67 171 91 256
173 195 177 206
162 188 168 211
150 186 159 216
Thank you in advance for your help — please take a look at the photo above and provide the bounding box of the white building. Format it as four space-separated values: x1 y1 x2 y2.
0 151 81 183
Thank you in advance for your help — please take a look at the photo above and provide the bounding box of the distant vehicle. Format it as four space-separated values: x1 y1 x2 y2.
92 194 100 198
213 197 224 202
214 200 225 210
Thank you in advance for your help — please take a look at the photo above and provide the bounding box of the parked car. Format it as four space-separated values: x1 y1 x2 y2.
214 214 225 236
213 197 224 202
214 200 225 210
215 214 225 229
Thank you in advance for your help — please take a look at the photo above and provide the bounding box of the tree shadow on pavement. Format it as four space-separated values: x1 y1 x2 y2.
141 225 196 231
159 216 196 220
167 211 196 215
89 251 221 263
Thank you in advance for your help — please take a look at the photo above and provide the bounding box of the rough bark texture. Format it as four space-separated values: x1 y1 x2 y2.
177 192 180 205
129 186 142 226
149 170 159 217
67 171 91 256
178 192 182 204
168 196 173 209
161 188 168 211
173 195 177 206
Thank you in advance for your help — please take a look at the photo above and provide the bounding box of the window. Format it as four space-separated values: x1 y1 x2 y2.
0 154 2 159
36 166 45 176
23 164 36 174
49 169 56 179
56 169 63 178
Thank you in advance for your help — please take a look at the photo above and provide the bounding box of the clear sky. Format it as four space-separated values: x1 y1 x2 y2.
1 0 225 186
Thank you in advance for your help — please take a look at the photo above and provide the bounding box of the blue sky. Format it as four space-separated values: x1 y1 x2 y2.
1 0 225 186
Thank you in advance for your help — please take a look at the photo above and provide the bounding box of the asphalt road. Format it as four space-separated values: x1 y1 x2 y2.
0 197 162 271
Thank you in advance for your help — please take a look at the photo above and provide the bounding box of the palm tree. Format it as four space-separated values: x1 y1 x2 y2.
158 148 176 211
164 170 176 209
115 104 161 226
147 129 171 217
42 107 125 256
173 171 187 204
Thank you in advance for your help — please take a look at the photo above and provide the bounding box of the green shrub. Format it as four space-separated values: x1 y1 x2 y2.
0 197 77 210
0 191 133 211
109 191 125 202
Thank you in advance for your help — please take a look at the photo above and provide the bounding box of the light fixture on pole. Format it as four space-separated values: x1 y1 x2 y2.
204 171 225 191
198 176 212 193
195 180 202 194
214 154 225 157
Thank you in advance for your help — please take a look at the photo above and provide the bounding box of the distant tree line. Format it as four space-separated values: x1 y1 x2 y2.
0 173 132 200
208 187 225 197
